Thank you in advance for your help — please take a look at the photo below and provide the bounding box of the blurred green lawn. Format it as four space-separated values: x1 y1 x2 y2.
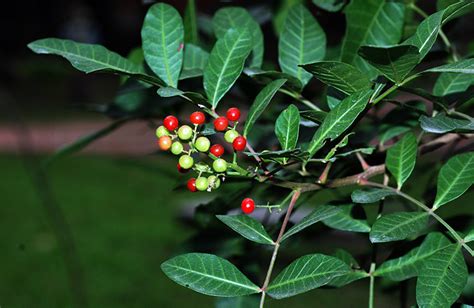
0 154 440 307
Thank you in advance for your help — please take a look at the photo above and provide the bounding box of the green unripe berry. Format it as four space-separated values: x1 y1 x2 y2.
213 158 227 173
195 177 209 191
156 125 170 138
224 130 239 143
171 142 184 155
178 125 193 140
208 175 221 189
179 155 194 169
195 136 210 152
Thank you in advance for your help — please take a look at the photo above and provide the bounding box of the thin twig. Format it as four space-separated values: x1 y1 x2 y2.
364 182 474 257
259 190 301 308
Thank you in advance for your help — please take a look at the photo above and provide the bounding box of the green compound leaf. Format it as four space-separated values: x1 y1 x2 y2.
281 205 342 242
351 188 397 204
27 38 165 85
216 215 274 245
275 105 301 162
375 232 451 281
141 3 184 87
244 79 287 137
267 254 350 299
307 89 372 159
278 4 326 87
213 7 264 68
424 58 474 74
161 253 260 297
322 204 371 233
358 45 420 84
433 152 474 209
433 72 474 96
386 132 418 190
420 114 473 134
416 244 468 308
203 28 252 109
183 0 198 45
341 0 405 75
370 212 429 243
180 44 209 80
300 61 372 94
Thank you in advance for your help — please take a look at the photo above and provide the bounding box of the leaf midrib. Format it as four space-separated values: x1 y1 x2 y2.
211 32 246 105
164 264 259 291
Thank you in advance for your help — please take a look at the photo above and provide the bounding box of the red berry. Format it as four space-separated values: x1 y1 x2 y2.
210 144 225 157
241 198 255 214
163 115 179 130
232 136 247 151
213 116 228 131
187 178 197 192
226 107 241 121
190 111 206 125
177 163 189 174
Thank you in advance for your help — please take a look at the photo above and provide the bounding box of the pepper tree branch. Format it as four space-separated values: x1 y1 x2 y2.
364 181 474 257
259 189 301 308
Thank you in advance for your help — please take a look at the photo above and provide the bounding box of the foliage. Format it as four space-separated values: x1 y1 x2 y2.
29 1 474 307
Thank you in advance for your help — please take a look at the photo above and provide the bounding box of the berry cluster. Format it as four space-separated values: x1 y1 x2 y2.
156 107 247 193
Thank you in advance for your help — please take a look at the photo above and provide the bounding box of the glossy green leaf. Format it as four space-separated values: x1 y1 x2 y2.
243 68 303 92
203 29 252 109
278 4 326 87
433 152 474 209
420 114 473 134
370 212 429 243
329 249 368 287
375 232 451 281
404 11 443 61
341 0 405 75
213 7 263 68
433 72 474 96
267 254 350 299
161 253 260 297
322 204 371 233
358 45 420 84
301 61 371 94
386 132 417 190
416 244 468 308
281 205 342 242
179 44 209 80
351 188 396 204
424 58 474 74
307 89 372 159
312 0 346 12
465 229 474 243
380 126 412 144
184 0 198 44
27 38 165 85
141 3 184 87
244 79 287 136
216 215 274 245
273 0 304 35
275 105 300 161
